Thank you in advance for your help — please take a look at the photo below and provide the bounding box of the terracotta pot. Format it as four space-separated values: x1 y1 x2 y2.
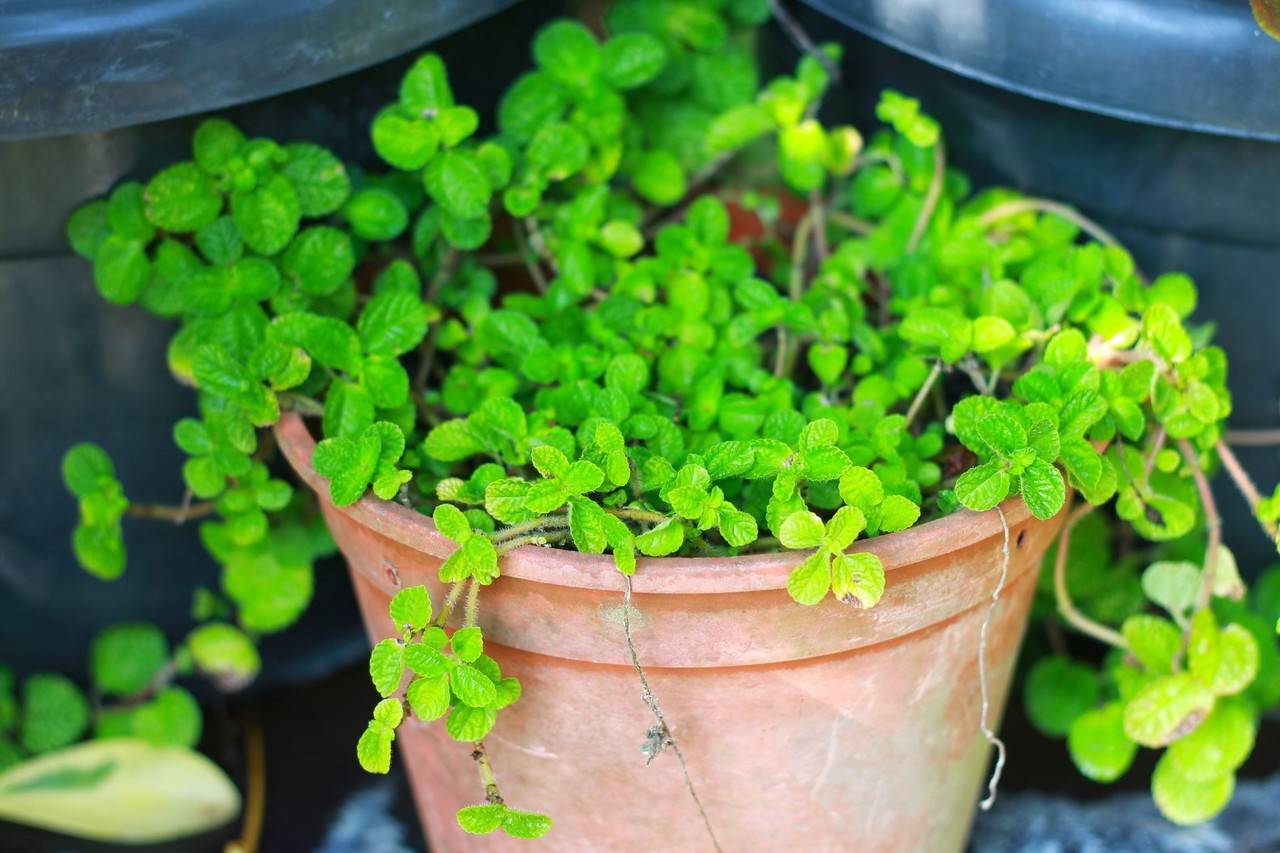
276 413 1064 853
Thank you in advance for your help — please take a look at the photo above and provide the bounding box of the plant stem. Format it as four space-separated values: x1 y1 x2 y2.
494 530 570 554
775 211 816 378
1052 500 1128 649
605 506 671 525
127 500 216 523
1179 439 1222 615
977 506 1011 811
620 574 722 852
463 578 481 628
767 0 840 84
491 514 570 545
905 361 942 428
434 581 466 628
471 741 504 805
809 189 829 262
977 198 1120 248
1225 428 1280 446
426 247 459 304
513 221 549 293
226 720 266 853
278 392 325 417
1142 426 1167 480
827 210 874 236
906 139 945 252
1216 439 1280 543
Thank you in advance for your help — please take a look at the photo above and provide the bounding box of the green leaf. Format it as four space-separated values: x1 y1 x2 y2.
567 496 609 553
406 675 451 721
1023 656 1099 737
1142 303 1192 364
532 20 599 86
368 639 404 697
786 550 830 605
283 227 354 296
876 495 920 533
716 505 758 548
976 414 1027 457
1207 624 1259 696
830 552 885 608
450 627 484 663
457 803 506 835
21 675 89 753
358 292 430 357
193 118 245 173
838 467 884 514
954 462 1010 512
187 623 260 688
971 316 1016 352
93 235 151 305
312 430 380 506
778 511 825 549
1122 673 1214 747
344 188 408 241
433 503 473 544
371 107 440 171
1067 703 1137 783
1166 699 1256 782
449 664 497 708
425 150 490 220
1151 752 1233 826
66 199 111 260
502 809 553 839
1020 458 1066 520
323 381 375 439
131 687 202 748
600 32 666 89
823 506 866 551
356 722 396 774
62 443 116 498
635 519 683 557
91 623 168 696
388 587 433 633
280 142 351 216
144 162 221 232
706 103 775 155
400 53 454 114
445 705 496 741
1122 614 1182 674
631 150 686 205
231 173 300 256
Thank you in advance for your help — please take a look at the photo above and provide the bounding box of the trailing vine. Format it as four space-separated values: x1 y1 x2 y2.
39 0 1280 837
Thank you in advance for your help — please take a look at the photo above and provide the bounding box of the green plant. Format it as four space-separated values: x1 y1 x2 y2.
57 0 1280 836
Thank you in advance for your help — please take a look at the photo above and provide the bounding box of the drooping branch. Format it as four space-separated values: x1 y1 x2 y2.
127 500 216 523
1179 439 1222 615
1051 500 1128 649
977 198 1120 248
906 139 946 252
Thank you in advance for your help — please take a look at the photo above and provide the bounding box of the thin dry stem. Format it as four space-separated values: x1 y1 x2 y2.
127 500 215 523
1225 428 1280 446
978 198 1120 248
1179 439 1222 615
471 741 504 805
620 574 722 853
434 581 466 628
225 720 265 853
977 505 1011 811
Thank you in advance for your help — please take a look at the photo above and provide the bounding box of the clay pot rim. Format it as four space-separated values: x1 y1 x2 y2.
276 412 1034 595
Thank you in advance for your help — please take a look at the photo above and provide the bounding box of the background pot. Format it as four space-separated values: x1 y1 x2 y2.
278 413 1064 852
791 0 1280 572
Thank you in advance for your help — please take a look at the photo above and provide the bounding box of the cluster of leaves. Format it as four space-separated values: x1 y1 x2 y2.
0 621 221 772
59 0 1280 834
357 587 548 838
1026 542 1280 824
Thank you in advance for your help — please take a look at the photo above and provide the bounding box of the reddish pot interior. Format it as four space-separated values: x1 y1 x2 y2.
277 413 1063 852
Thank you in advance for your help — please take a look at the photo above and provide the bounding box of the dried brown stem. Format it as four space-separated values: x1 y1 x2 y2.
906 140 945 252
1179 439 1222 615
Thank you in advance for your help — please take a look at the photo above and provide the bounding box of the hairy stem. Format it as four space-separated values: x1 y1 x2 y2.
494 530 570 554
620 574 722 852
491 514 570 545
1052 500 1128 649
463 578 481 628
605 506 671 525
978 198 1120 248
434 581 466 628
906 139 946 252
1179 439 1222 615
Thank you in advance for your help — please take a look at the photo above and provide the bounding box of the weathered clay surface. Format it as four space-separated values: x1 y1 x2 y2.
278 414 1064 853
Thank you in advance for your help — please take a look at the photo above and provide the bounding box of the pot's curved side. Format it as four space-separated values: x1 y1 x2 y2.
277 414 1063 852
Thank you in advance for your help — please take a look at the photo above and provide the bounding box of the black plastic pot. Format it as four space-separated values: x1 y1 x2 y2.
795 0 1280 572
0 0 561 681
